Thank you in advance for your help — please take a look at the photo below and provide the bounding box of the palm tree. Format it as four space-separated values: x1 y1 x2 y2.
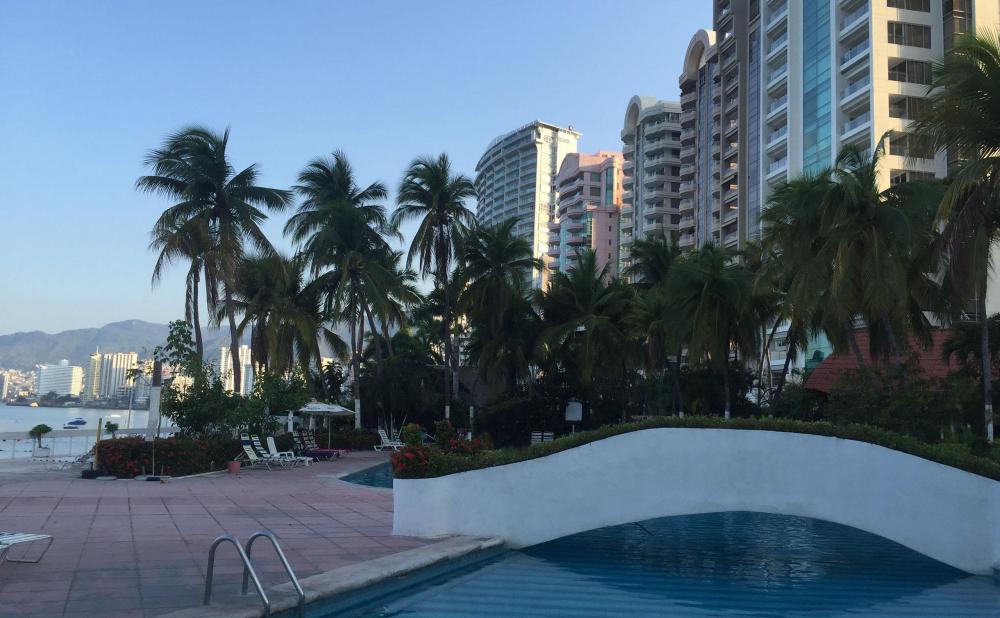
623 233 684 413
138 126 291 393
537 250 634 409
819 140 937 381
230 252 345 377
149 217 211 361
666 244 760 419
623 234 681 290
912 30 1000 442
458 219 543 337
393 154 476 419
288 152 400 428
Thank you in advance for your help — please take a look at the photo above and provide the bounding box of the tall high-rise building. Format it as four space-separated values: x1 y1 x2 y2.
37 360 84 397
218 345 254 395
548 151 624 277
475 121 581 288
99 352 138 399
680 0 999 253
619 97 684 274
0 373 9 400
83 350 102 401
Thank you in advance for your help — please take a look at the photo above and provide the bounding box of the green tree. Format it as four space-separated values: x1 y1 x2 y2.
393 154 476 419
912 30 1000 442
149 218 211 360
666 244 760 419
287 151 402 427
138 127 291 393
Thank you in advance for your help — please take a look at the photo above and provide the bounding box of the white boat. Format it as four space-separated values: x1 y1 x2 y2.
63 418 87 429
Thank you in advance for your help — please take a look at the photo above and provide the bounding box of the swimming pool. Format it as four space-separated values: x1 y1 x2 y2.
315 511 1000 617
340 462 393 488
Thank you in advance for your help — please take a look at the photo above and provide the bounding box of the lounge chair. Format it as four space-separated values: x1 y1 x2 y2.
374 429 404 452
249 434 299 468
0 532 54 565
530 431 555 445
295 430 341 460
266 436 311 467
238 436 272 470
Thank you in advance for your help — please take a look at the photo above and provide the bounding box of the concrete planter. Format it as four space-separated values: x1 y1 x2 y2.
394 427 1000 575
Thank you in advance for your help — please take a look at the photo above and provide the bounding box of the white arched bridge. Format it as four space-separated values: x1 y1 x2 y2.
393 428 1000 575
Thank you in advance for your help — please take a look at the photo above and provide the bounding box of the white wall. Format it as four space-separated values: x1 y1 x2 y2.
394 428 1000 575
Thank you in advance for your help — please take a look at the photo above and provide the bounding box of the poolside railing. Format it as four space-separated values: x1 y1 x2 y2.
0 426 180 460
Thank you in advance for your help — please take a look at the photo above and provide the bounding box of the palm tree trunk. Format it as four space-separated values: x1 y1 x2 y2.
381 322 395 357
722 351 732 420
758 320 780 396
673 349 684 417
442 278 453 420
364 305 384 380
979 277 994 442
352 311 364 429
225 289 241 395
882 315 907 388
190 267 204 362
847 321 866 370
774 338 796 403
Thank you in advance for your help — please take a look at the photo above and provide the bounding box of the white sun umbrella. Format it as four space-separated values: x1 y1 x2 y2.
295 401 354 448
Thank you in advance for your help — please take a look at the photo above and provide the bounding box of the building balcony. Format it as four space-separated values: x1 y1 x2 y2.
679 234 696 248
722 162 738 181
645 136 670 152
839 6 868 39
841 112 871 138
679 215 695 228
622 190 633 202
840 40 870 71
681 147 696 162
681 109 696 125
841 77 870 103
767 34 788 59
723 186 739 203
767 157 788 178
681 90 697 106
767 3 788 32
680 164 694 178
766 95 789 119
766 125 788 149
679 198 695 212
680 180 695 194
623 160 634 172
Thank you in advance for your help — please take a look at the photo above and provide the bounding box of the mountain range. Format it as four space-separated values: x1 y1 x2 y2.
0 320 232 370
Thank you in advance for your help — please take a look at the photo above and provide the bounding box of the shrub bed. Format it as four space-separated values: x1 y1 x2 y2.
391 416 1000 481
96 437 241 478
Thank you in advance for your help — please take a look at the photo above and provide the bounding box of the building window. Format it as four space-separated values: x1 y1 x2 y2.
890 169 937 185
887 22 932 48
888 58 932 84
888 0 930 11
590 172 601 182
889 131 935 159
888 95 927 120
589 187 602 197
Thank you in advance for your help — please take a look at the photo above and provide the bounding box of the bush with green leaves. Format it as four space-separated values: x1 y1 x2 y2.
391 416 1000 481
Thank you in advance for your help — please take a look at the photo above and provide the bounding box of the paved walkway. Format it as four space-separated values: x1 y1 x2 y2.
0 453 434 617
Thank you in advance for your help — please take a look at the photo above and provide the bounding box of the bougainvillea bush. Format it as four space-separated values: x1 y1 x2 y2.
96 437 241 478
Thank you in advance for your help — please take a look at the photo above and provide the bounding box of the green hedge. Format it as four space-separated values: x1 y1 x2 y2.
96 437 241 478
391 416 1000 481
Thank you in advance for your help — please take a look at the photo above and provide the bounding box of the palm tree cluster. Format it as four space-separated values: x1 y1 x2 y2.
139 32 1000 443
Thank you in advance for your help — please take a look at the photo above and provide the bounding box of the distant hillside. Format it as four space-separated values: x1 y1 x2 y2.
0 320 231 369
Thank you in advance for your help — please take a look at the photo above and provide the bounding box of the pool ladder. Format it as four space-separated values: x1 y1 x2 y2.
204 530 305 617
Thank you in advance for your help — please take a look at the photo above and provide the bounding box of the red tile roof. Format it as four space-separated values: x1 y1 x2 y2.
804 329 958 393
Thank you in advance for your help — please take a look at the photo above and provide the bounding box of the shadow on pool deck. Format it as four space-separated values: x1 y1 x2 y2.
0 451 440 617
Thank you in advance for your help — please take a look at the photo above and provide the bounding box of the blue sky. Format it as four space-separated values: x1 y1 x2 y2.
0 0 710 335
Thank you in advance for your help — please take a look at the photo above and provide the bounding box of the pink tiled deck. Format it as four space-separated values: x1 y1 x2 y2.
0 453 434 617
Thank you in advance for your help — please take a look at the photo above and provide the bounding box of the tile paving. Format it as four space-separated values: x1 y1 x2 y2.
0 452 435 617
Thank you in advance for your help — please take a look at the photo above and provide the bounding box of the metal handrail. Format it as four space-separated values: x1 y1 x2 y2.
204 533 270 616
243 530 305 618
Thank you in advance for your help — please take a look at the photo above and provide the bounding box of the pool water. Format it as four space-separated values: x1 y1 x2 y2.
334 512 1000 617
341 462 393 488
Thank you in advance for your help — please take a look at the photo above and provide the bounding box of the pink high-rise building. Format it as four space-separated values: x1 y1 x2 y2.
547 151 624 279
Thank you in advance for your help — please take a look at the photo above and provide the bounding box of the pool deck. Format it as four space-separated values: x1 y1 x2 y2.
0 452 440 617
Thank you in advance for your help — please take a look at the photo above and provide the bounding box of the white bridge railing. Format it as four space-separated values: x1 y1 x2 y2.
0 427 180 460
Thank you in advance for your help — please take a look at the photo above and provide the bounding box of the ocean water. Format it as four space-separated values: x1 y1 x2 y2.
0 404 148 458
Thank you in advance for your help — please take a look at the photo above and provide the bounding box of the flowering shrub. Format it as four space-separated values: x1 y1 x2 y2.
96 437 240 478
390 444 437 477
399 424 424 446
442 435 493 456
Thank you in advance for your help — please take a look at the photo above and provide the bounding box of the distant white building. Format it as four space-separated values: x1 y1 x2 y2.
98 352 138 399
0 373 9 400
218 345 254 395
83 350 102 401
475 121 581 289
37 360 84 397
